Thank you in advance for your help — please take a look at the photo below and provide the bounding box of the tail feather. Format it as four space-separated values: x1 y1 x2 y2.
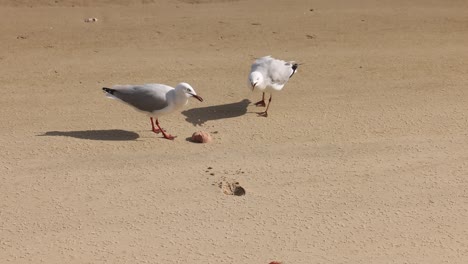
290 63 299 78
102 87 115 94
102 87 118 99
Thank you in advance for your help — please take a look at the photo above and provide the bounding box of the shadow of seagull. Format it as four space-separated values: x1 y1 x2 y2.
39 129 139 141
182 99 251 126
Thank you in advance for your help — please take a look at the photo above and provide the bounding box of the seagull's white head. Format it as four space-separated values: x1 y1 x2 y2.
248 71 264 91
176 82 203 102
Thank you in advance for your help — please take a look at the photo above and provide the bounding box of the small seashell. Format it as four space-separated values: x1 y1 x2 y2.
84 18 98 23
191 131 212 143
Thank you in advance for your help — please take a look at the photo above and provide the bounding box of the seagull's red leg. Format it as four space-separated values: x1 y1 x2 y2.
150 117 161 134
265 94 272 113
254 92 266 107
257 94 272 117
155 118 175 140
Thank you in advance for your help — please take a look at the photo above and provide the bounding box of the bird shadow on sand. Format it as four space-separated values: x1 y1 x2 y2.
39 129 139 141
182 99 251 126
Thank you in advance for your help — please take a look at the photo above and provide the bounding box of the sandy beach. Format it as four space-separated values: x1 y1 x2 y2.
1 0 468 263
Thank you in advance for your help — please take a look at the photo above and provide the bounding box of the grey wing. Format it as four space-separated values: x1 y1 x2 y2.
111 84 170 113
250 56 273 73
267 59 296 86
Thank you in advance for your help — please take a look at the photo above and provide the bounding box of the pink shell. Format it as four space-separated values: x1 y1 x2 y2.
191 131 212 143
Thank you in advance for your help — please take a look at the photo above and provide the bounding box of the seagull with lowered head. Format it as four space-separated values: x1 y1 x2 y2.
248 56 299 117
102 82 203 140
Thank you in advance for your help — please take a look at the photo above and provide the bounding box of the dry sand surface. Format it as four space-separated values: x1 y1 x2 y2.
1 0 468 263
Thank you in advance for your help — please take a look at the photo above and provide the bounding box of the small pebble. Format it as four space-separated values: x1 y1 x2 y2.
84 18 98 23
233 185 245 196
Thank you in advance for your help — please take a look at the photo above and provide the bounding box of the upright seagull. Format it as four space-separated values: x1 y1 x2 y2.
248 56 298 117
102 82 203 140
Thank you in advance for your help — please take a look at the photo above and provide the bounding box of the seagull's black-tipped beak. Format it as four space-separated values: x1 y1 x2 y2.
191 94 203 102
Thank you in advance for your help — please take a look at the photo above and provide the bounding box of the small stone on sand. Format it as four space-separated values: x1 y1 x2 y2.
84 18 98 22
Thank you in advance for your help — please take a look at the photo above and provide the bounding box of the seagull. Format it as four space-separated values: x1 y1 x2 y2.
248 56 298 117
102 82 203 140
